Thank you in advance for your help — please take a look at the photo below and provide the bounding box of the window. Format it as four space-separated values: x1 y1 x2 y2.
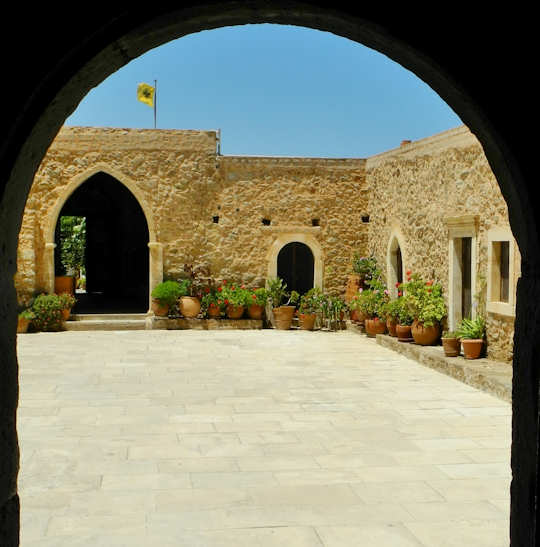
487 227 515 316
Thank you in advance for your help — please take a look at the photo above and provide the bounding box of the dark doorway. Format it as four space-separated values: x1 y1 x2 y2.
277 242 315 296
55 172 149 313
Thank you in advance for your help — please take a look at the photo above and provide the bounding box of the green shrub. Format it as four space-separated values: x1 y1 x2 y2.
32 294 64 331
58 293 76 309
151 281 184 307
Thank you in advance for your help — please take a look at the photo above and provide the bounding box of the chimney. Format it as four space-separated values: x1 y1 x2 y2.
400 140 412 147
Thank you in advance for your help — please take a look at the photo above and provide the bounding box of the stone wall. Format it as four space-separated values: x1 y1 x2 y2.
365 126 520 362
15 126 369 303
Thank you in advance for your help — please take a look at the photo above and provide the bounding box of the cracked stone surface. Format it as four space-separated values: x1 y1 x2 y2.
17 330 511 546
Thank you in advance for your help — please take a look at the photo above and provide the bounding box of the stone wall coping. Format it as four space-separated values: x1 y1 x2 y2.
365 125 479 168
220 155 366 169
53 126 218 152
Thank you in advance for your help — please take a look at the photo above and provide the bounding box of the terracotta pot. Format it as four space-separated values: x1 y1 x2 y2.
442 337 461 357
411 320 441 346
226 305 245 319
151 298 169 317
298 313 317 330
365 317 387 337
17 317 30 334
461 339 484 359
349 309 360 322
247 304 264 320
396 324 413 342
54 275 75 296
179 296 201 318
386 318 398 337
207 303 221 318
273 306 296 330
61 308 71 321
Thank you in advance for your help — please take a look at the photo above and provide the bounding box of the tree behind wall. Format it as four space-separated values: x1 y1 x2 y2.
59 216 86 279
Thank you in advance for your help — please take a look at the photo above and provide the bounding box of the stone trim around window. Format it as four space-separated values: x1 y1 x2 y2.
486 226 516 317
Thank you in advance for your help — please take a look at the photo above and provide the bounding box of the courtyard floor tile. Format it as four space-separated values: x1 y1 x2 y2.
17 330 511 546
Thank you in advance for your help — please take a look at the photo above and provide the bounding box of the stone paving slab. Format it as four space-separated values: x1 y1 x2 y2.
17 330 511 546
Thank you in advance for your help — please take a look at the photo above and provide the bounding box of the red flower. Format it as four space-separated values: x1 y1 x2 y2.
224 299 229 305
223 280 227 285
426 280 434 286
395 282 400 288
407 277 411 282
205 287 211 293
398 291 402 297
252 294 257 299
217 286 222 292
218 300 223 305
406 270 412 275
241 284 245 289
231 286 236 291
427 288 432 293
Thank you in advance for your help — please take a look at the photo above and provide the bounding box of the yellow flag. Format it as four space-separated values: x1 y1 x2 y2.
137 82 155 107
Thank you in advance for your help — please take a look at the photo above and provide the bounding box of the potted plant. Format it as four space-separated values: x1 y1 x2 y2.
384 297 402 337
267 277 299 330
355 276 389 337
32 293 64 332
17 309 35 333
247 287 268 320
400 272 446 345
456 316 486 359
396 293 414 342
58 292 76 321
220 282 249 319
201 287 222 318
298 287 323 330
151 280 183 317
441 330 461 357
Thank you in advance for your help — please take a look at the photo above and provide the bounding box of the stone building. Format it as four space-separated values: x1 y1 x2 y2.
15 124 519 362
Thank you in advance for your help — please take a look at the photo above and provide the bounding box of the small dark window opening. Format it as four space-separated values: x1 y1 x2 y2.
396 246 403 285
262 218 271 226
461 237 472 318
500 241 510 303
361 215 370 223
311 218 320 227
212 216 219 224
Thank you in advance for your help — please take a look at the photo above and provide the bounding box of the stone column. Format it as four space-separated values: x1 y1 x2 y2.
44 242 56 294
148 241 163 312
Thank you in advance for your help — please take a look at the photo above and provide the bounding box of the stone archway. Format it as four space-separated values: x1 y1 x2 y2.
44 164 163 311
277 241 315 295
0 7 538 546
267 233 324 290
386 229 406 298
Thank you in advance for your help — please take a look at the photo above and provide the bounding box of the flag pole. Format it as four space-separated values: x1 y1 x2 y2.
153 79 157 129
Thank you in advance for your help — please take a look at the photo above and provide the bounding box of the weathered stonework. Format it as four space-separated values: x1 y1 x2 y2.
366 126 520 362
16 124 519 362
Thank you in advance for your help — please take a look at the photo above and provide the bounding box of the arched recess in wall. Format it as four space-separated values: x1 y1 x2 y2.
267 233 324 290
44 163 163 309
386 229 406 298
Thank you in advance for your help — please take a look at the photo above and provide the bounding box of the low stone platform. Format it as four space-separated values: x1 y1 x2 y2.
149 316 264 330
65 313 148 331
347 322 512 402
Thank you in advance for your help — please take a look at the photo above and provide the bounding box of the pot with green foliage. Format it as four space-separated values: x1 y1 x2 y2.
400 273 446 345
441 330 461 357
395 294 414 342
219 282 249 319
32 294 64 332
267 277 299 330
247 287 268 320
17 309 35 333
151 280 183 317
456 317 486 359
298 287 323 330
58 292 76 321
384 298 402 337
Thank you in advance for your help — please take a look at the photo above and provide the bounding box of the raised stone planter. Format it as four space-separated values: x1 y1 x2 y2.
150 317 263 330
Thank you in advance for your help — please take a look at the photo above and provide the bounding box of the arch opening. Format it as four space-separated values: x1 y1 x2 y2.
54 172 150 313
277 241 315 296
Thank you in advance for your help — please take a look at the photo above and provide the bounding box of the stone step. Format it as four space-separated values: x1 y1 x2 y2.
65 318 148 331
71 313 148 321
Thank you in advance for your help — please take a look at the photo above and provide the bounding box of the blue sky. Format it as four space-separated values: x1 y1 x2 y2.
66 24 462 158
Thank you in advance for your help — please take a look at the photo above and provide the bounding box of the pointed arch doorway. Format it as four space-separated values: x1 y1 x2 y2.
54 172 150 313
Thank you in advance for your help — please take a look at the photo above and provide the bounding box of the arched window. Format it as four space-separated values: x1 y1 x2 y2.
387 234 405 297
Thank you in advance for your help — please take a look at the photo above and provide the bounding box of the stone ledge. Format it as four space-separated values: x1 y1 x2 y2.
346 322 512 402
149 317 264 330
376 333 512 402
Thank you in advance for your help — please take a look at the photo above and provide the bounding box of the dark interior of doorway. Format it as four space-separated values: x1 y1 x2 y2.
277 242 315 297
55 172 149 313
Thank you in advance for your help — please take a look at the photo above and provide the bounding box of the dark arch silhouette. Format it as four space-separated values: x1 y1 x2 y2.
0 7 538 546
55 172 149 313
277 242 315 296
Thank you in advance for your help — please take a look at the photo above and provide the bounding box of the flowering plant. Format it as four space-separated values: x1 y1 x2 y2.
32 293 64 331
249 287 269 307
219 282 250 307
399 272 446 327
352 253 379 278
58 292 76 310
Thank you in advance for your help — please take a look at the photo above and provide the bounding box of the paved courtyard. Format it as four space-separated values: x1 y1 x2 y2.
17 330 511 546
